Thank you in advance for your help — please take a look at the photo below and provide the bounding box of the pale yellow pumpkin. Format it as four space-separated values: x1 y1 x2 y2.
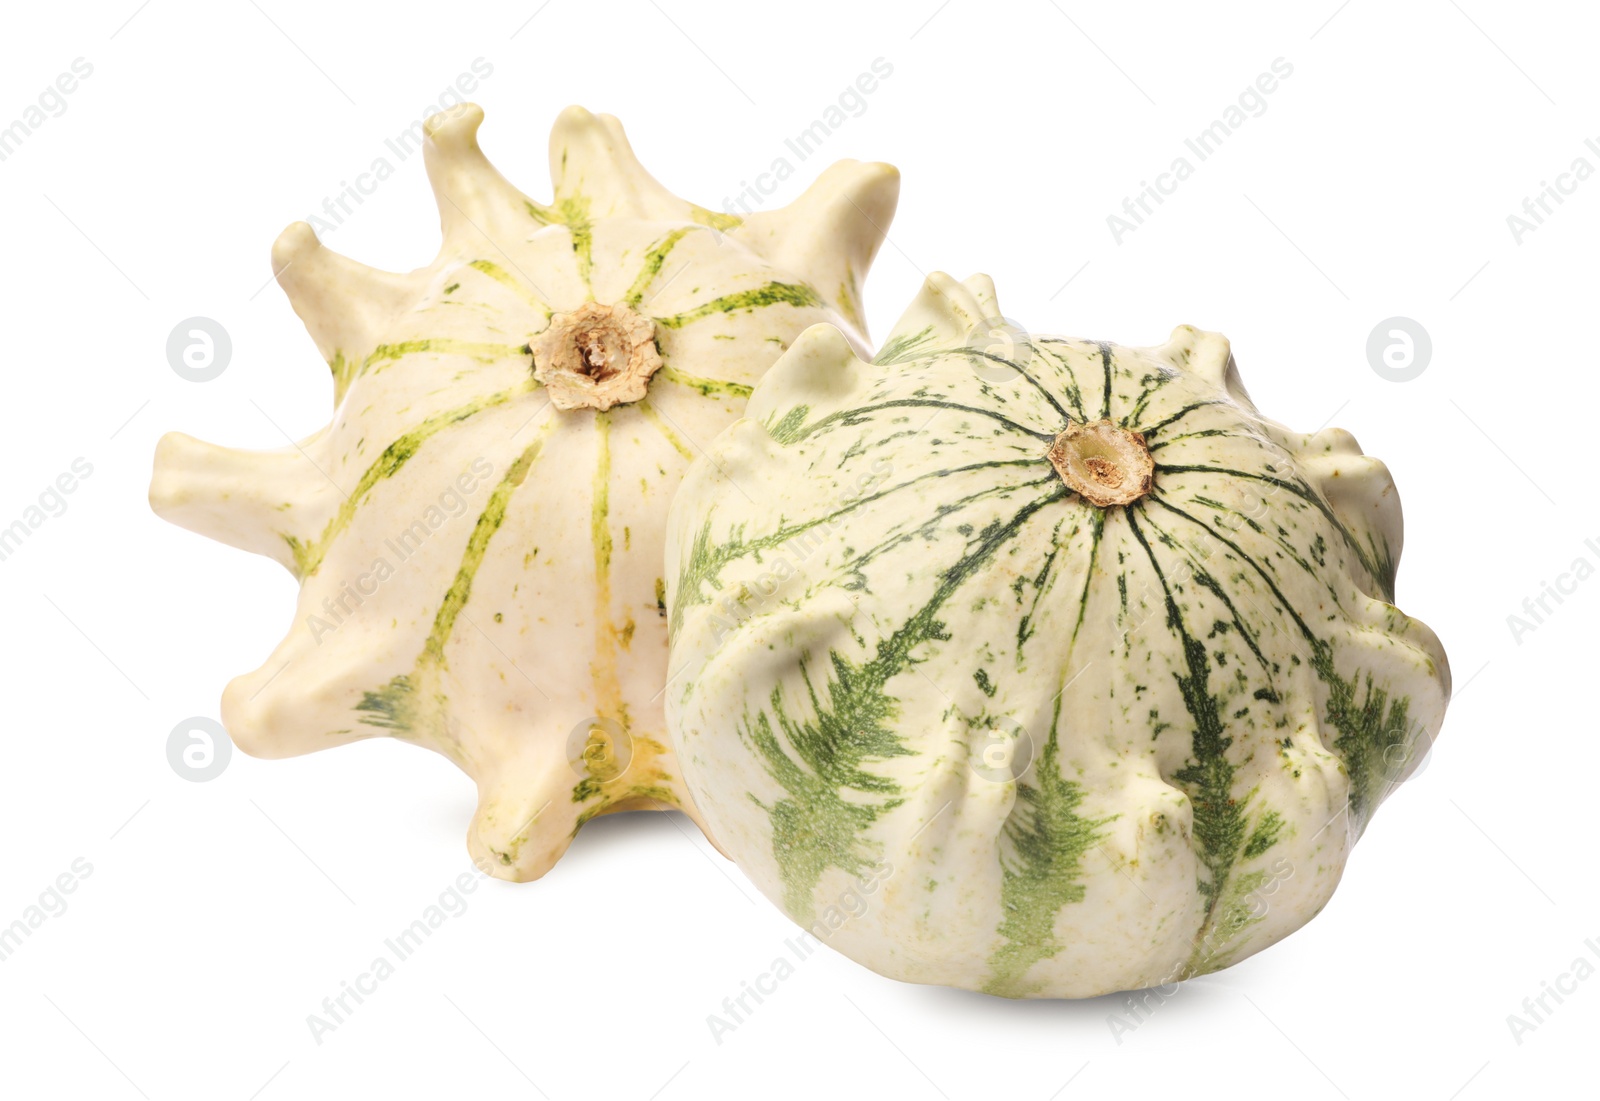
150 103 897 880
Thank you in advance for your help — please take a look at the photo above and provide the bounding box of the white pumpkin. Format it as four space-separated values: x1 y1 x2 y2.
150 103 897 880
664 272 1449 996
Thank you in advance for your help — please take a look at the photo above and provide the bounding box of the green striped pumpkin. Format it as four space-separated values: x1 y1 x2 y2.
149 103 896 880
664 272 1449 996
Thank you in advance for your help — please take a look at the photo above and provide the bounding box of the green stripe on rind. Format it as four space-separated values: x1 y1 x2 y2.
467 259 550 313
285 379 538 578
1187 810 1286 973
354 423 551 742
984 695 1113 997
670 460 1050 638
526 195 595 292
1146 494 1417 840
572 413 689 818
1138 506 1275 678
991 345 1074 424
1122 368 1177 429
872 324 937 365
655 281 823 329
771 397 1055 445
1032 340 1087 421
1122 500 1302 973
637 399 697 463
1097 342 1114 421
1125 507 1248 934
1145 428 1244 452
363 339 527 378
745 670 910 922
623 228 693 308
1067 509 1105 651
1015 522 1065 655
1154 463 1394 598
1319 666 1415 833
896 340 1073 427
1140 401 1224 439
422 435 546 665
658 365 753 400
742 485 1069 922
678 325 1434 988
591 410 613 578
575 410 635 809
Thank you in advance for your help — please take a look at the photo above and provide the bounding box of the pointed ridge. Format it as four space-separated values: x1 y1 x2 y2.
150 431 336 573
221 635 382 759
733 160 899 343
746 322 862 424
1158 325 1254 409
1306 426 1363 457
1303 449 1404 572
1157 325 1230 381
271 222 417 397
546 105 690 220
468 764 579 882
961 274 1001 319
879 271 993 354
423 102 536 242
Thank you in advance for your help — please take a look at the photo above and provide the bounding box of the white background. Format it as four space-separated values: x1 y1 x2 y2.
1 1 1593 1097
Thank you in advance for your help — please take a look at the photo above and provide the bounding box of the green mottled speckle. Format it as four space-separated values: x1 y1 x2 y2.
766 405 811 445
742 490 1066 921
873 324 937 365
985 701 1112 997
